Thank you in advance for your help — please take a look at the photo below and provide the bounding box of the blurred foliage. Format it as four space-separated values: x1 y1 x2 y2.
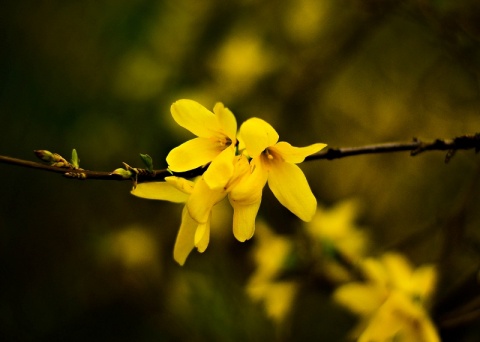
1 0 480 341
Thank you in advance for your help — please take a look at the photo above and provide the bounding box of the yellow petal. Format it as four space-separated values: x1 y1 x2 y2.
229 196 261 242
239 117 279 157
187 178 226 223
131 182 189 203
358 302 403 342
203 146 235 190
166 137 220 172
382 253 414 290
173 206 198 265
164 176 195 195
229 159 268 203
246 281 298 323
171 99 221 138
361 257 389 286
333 283 386 316
213 102 237 142
414 316 441 342
273 141 327 163
411 265 437 300
195 220 210 253
267 161 317 221
358 291 436 342
224 155 253 192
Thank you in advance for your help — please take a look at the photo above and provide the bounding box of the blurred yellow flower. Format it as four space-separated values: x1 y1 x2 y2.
166 99 237 190
103 226 160 270
239 117 326 221
307 199 368 261
305 199 369 282
246 222 298 323
209 33 278 96
333 252 439 342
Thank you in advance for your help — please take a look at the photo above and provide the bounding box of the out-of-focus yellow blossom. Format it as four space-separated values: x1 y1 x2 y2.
283 0 329 45
100 225 161 274
333 252 439 342
305 199 369 282
246 222 298 323
209 33 278 96
238 117 326 221
166 99 237 190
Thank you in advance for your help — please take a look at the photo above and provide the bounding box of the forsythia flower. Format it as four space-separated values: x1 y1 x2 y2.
132 99 326 265
186 155 266 243
333 252 439 342
131 177 206 265
132 155 265 265
305 199 369 282
246 221 298 323
239 118 326 221
166 99 237 189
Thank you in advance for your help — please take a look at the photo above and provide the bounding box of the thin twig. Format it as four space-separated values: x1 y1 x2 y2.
305 134 480 161
0 154 206 182
0 134 479 182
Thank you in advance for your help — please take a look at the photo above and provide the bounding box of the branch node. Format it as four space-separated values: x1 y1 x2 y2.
64 171 87 180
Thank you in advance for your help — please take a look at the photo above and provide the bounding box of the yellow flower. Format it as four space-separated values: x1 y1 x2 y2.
333 252 439 342
304 199 369 282
306 199 368 262
186 154 266 242
133 100 328 265
238 117 326 221
131 177 207 265
166 99 237 189
246 221 298 323
132 155 266 264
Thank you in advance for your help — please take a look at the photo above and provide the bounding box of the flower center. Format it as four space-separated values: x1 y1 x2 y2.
264 147 278 161
216 136 232 149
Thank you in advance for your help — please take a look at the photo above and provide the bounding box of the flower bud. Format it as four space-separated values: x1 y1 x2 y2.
34 150 56 163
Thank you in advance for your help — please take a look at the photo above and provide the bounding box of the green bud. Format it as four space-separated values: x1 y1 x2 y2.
71 149 80 169
34 150 56 163
112 168 133 179
139 153 153 173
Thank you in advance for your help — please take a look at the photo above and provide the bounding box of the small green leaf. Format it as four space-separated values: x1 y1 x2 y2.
112 168 133 179
139 153 153 172
71 149 80 169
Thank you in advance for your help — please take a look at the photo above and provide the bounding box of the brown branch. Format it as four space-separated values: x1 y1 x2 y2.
0 154 206 182
0 155 125 180
305 133 480 161
0 134 479 182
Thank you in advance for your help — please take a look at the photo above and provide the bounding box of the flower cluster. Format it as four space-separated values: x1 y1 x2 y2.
244 202 440 341
245 198 370 324
132 99 326 265
333 253 439 342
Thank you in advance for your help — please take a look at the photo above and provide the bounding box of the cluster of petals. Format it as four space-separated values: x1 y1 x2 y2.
333 252 439 342
132 99 326 265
